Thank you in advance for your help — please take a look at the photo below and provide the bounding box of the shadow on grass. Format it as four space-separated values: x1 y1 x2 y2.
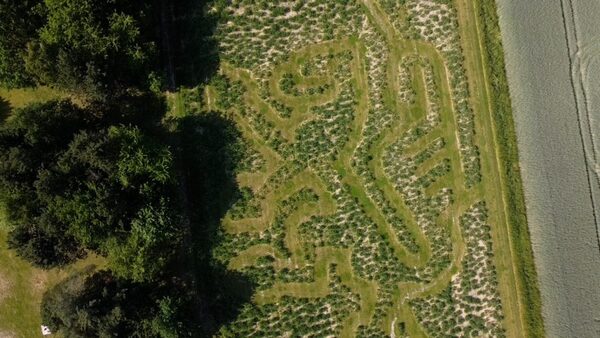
0 97 11 123
160 0 220 88
177 112 254 335
108 103 253 333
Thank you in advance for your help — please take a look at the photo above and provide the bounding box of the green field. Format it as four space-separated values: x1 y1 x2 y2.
0 0 541 337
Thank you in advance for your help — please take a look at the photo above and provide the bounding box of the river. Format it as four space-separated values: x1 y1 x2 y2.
496 0 600 336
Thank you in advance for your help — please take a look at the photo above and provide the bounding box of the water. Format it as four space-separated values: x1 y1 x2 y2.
497 0 600 336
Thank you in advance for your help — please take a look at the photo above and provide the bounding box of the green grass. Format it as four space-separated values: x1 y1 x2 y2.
0 87 66 111
0 230 46 337
474 0 545 336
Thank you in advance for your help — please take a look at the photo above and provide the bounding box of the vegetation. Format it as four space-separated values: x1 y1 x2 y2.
0 97 8 121
0 97 257 336
0 98 173 272
205 0 522 336
0 0 219 100
0 0 250 336
0 0 43 88
0 0 158 99
41 270 196 337
475 0 544 336
0 0 540 337
25 0 160 99
0 229 104 337
169 0 220 87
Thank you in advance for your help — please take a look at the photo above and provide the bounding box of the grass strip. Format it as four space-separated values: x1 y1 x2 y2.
474 1 545 336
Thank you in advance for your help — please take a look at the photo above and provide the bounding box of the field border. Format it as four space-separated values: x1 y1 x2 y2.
471 0 545 336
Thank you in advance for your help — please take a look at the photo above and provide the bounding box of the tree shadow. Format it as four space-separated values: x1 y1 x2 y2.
160 0 220 89
0 97 11 123
178 113 245 229
101 92 168 130
176 112 254 336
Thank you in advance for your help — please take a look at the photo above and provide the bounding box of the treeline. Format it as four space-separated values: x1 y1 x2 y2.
474 1 545 337
0 1 251 337
0 0 220 99
0 99 251 335
2 97 177 274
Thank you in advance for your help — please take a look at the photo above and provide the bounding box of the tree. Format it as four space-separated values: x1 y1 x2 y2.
106 199 182 282
24 0 159 100
42 270 192 338
0 0 252 335
0 0 44 87
0 97 10 122
1 0 220 95
1 101 256 335
0 99 182 275
0 100 97 267
42 270 147 337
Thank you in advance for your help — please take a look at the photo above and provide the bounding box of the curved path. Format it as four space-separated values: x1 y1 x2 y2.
211 0 525 336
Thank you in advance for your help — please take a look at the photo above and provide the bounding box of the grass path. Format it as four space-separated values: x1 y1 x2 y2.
361 1 481 336
212 0 531 336
219 19 467 338
454 0 529 335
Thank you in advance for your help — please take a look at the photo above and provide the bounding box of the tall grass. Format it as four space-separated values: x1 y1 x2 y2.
475 1 545 337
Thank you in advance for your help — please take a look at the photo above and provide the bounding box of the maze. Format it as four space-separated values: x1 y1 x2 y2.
210 0 509 336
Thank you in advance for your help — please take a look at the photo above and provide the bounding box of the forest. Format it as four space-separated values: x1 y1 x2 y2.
0 0 247 336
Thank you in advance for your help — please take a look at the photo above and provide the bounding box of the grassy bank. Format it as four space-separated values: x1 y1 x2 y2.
475 1 545 336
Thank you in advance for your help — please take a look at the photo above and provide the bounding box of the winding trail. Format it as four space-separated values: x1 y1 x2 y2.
211 0 525 336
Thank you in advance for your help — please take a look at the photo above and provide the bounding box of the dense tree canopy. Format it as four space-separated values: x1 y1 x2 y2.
0 99 253 336
0 0 43 87
0 0 248 336
0 99 182 280
41 270 193 338
25 0 160 99
0 0 221 98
